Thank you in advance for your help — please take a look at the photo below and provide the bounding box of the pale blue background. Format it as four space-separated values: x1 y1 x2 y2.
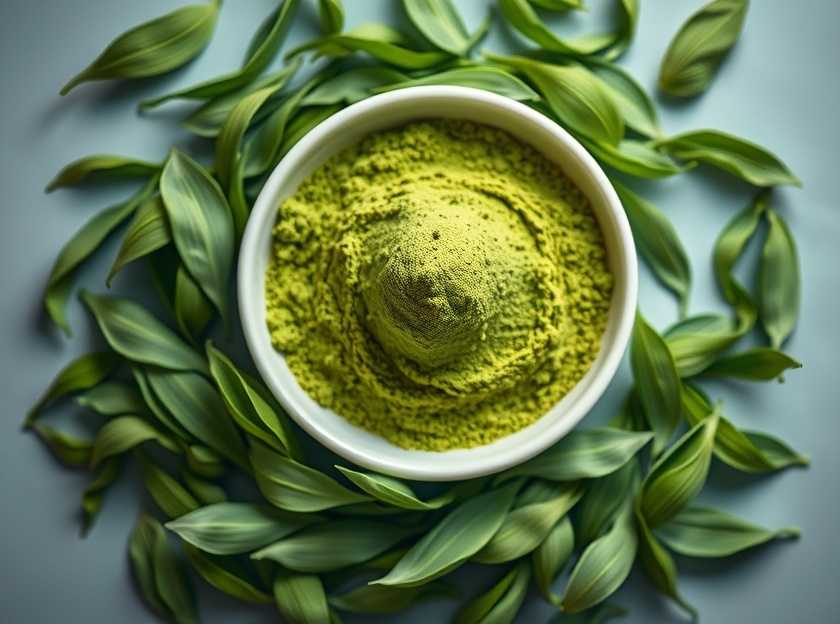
1 1 838 622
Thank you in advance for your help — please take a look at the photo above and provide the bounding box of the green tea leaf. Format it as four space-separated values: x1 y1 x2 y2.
546 604 628 624
139 0 300 109
576 459 639 546
581 137 686 179
702 347 802 381
90 415 179 468
253 519 415 572
108 196 171 286
639 411 719 528
532 517 574 606
27 351 120 425
61 0 220 95
183 61 302 137
634 503 696 618
30 423 92 468
184 544 273 603
657 506 799 558
760 209 800 348
487 55 623 144
173 265 214 343
474 481 583 564
46 155 159 192
335 466 454 510
602 0 640 61
81 291 208 374
454 560 530 624
403 0 471 56
586 59 660 138
681 383 808 473
273 574 331 624
530 0 584 10
498 0 614 55
290 23 450 69
376 66 539 101
152 520 198 624
143 462 201 519
329 583 447 614
502 428 652 481
207 342 300 458
371 483 519 587
276 104 343 159
128 514 169 617
167 502 318 555
631 311 682 454
561 504 637 613
318 0 344 35
252 443 371 512
131 367 191 440
146 369 249 468
659 0 749 97
658 130 800 187
160 149 234 323
181 471 226 505
665 313 742 378
45 178 157 334
614 182 691 315
81 458 122 534
303 67 408 105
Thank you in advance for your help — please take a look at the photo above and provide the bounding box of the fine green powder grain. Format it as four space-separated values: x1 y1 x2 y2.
265 119 613 451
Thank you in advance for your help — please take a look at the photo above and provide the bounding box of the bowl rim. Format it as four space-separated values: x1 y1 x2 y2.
239 85 637 481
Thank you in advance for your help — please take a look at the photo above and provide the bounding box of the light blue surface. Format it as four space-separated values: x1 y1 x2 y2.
1 1 838 622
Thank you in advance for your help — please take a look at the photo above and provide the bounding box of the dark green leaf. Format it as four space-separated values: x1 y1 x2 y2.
30 423 92 468
760 208 800 348
173 265 214 343
530 0 584 10
701 347 801 381
139 0 300 109
181 471 226 505
273 574 331 624
143 462 201 519
108 196 171 286
659 0 749 97
587 59 660 138
152 520 198 624
318 0 344 35
329 582 448 615
602 0 639 61
454 560 530 624
131 367 191 440
630 311 682 454
303 66 408 105
81 291 208 374
90 415 179 468
657 506 799 558
403 0 471 56
371 483 519 587
81 458 122 534
658 130 800 187
581 137 686 179
665 313 742 378
335 466 455 510
160 149 234 323
532 517 574 606
276 104 342 159
46 155 159 192
77 379 148 418
614 182 691 315
498 0 614 55
128 514 169 617
376 66 539 101
576 459 639 546
185 444 226 478
61 0 220 95
167 502 318 555
184 544 273 603
546 603 628 624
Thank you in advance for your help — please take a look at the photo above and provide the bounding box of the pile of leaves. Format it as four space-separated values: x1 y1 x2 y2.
27 1 806 622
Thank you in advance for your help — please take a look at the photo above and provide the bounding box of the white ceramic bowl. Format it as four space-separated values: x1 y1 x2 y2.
239 86 637 481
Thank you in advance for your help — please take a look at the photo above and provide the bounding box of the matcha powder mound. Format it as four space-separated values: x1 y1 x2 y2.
265 120 613 451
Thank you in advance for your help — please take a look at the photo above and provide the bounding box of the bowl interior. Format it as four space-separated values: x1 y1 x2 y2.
239 86 637 481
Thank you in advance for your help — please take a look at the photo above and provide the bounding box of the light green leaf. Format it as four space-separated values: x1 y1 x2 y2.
146 369 249 468
665 313 742 378
760 208 800 348
371 483 519 587
602 0 640 61
207 342 300 458
639 411 719 528
26 351 120 425
614 181 691 315
276 104 343 159
81 458 122 534
561 504 637 613
658 130 800 187
335 466 454 510
143 462 201 519
184 544 272 604
252 443 371 512
454 560 530 624
498 0 614 55
473 481 583 564
587 59 660 138
303 67 408 105
46 155 159 192
376 66 539 101
532 517 574 606
90 415 179 468
318 0 344 35
659 0 749 97
30 423 92 468
167 502 318 555
139 0 301 109
630 311 682 455
81 291 208 374
403 0 471 56
160 149 234 323
657 506 799 558
701 347 801 381
530 0 584 10
502 428 652 481
108 196 171 286
273 574 331 624
61 0 220 95
253 519 415 572
581 137 686 179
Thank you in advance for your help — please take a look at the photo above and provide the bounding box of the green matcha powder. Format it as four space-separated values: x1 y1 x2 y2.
265 120 613 451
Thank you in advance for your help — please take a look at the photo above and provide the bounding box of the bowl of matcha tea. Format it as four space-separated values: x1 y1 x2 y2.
239 86 637 481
